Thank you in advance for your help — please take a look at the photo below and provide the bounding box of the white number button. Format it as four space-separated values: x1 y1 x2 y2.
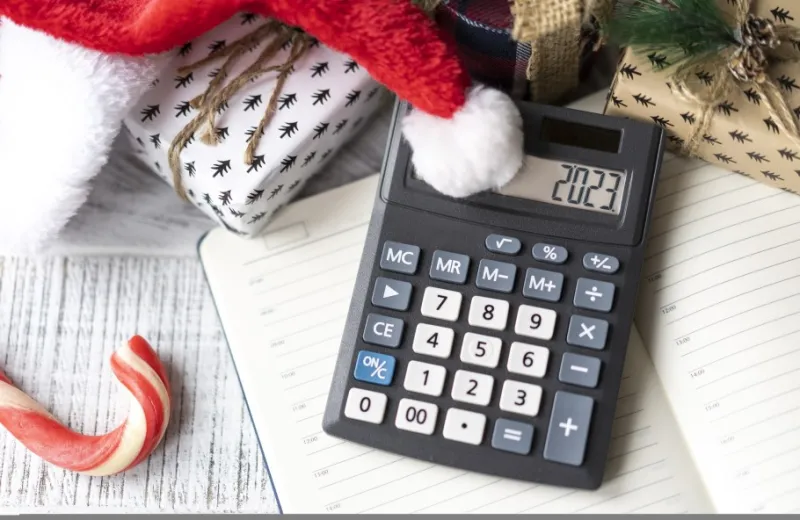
344 387 387 424
500 380 543 417
514 305 556 340
412 323 454 358
421 287 462 321
507 342 549 378
395 398 439 435
404 360 447 396
468 296 509 330
451 369 494 406
443 408 486 445
460 333 502 368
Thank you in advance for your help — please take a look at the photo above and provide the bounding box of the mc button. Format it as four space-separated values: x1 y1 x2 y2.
380 241 420 274
363 313 404 348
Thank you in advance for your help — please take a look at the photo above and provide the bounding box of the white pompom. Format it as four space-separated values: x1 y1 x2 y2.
400 84 524 198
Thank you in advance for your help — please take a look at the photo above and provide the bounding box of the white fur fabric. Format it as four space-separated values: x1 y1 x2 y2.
0 19 166 254
401 84 524 198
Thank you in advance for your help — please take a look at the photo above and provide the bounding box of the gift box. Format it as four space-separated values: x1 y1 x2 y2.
604 1 800 194
425 0 615 102
123 14 388 236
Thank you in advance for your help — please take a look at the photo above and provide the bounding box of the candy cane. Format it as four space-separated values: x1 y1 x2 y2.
0 335 171 476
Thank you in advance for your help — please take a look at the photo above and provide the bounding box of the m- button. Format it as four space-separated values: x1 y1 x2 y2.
380 241 420 274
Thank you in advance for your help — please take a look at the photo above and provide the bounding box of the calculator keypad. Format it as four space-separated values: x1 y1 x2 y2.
344 234 623 474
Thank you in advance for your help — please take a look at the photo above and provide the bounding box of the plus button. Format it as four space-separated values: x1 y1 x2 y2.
559 417 579 437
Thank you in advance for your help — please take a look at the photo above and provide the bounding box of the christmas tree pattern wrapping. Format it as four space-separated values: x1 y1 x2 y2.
123 13 387 237
604 1 800 194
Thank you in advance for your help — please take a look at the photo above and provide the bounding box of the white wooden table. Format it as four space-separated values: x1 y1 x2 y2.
0 105 393 513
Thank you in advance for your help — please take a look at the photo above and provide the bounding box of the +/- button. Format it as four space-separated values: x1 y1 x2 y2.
582 252 620 274
573 278 615 313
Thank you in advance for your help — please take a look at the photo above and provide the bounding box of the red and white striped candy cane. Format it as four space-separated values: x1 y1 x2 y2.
0 335 171 476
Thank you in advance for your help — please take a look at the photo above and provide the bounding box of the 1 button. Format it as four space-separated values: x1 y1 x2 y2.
574 278 615 313
344 388 387 424
491 418 534 455
460 333 502 368
412 323 455 358
395 398 439 435
476 259 516 293
514 305 557 340
567 315 609 350
371 277 412 311
559 353 602 388
451 369 494 406
380 241 420 274
499 380 542 417
353 350 396 386
543 391 594 466
430 250 470 284
523 268 564 302
363 313 404 348
468 296 509 331
443 408 486 445
532 243 568 264
421 286 462 322
507 342 549 378
486 234 521 255
404 360 447 396
583 252 620 275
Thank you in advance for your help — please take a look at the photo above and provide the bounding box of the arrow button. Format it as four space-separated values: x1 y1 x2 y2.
371 277 412 311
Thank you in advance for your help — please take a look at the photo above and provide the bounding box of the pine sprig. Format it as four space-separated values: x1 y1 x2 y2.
604 0 738 70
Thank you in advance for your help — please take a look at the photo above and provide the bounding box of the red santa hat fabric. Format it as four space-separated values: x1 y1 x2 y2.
0 0 524 250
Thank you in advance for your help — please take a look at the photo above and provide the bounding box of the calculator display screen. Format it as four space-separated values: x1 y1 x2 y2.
496 156 626 215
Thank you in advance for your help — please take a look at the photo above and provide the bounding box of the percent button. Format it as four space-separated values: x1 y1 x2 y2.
532 243 568 264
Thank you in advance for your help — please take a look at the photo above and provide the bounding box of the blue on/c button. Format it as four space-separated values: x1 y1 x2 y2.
354 351 396 386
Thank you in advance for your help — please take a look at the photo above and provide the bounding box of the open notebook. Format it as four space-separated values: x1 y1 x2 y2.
197 92 800 514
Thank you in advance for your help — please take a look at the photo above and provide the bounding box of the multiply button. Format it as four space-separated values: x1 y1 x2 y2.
485 234 521 255
532 243 568 264
543 391 594 466
380 241 420 274
476 259 516 293
363 313 404 348
523 268 563 302
371 277 412 311
566 315 609 350
583 252 620 274
430 250 470 284
353 350 396 386
573 278 615 313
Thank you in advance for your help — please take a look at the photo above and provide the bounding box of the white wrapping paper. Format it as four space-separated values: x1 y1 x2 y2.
123 13 387 236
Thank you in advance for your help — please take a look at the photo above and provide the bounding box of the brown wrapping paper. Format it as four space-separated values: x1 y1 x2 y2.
604 1 800 193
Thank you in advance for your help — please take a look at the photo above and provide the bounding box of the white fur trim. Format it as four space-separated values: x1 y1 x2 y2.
401 84 524 198
0 19 168 254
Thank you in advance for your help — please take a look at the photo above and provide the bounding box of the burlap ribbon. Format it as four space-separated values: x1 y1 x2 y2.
167 21 312 201
669 0 800 156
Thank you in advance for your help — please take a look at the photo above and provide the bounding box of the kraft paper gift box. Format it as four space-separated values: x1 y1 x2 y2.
604 1 800 194
123 13 388 236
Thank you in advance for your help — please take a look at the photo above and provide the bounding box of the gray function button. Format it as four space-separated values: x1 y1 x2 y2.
532 243 568 264
583 252 620 275
491 418 534 455
363 313 404 348
543 391 594 467
430 250 470 284
485 234 522 255
476 259 516 293
566 315 609 350
380 241 420 274
559 353 602 388
371 277 412 311
523 268 564 302
573 278 616 313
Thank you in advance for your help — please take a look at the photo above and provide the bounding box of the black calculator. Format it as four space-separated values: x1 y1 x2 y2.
322 98 665 490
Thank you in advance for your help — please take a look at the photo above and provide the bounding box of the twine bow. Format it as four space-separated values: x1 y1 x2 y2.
167 21 312 201
670 0 800 156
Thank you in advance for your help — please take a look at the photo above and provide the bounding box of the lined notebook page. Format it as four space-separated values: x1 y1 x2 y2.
635 155 800 514
199 175 711 514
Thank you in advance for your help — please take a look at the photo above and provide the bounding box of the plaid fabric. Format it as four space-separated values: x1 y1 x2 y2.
434 0 599 101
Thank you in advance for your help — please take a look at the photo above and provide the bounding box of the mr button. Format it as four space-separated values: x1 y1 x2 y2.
430 250 470 284
363 313 404 348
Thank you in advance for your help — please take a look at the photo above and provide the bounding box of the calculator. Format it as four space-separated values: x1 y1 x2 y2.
322 98 665 490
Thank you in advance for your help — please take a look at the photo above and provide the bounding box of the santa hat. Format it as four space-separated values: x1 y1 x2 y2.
0 0 524 252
